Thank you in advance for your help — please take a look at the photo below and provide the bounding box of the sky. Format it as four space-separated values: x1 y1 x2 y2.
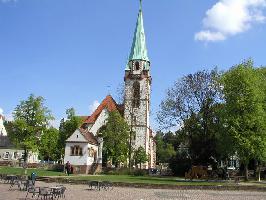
0 0 266 129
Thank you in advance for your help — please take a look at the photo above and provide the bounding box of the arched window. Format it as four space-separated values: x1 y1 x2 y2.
135 61 140 70
133 81 140 108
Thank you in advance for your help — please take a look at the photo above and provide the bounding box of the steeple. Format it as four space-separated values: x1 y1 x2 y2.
126 0 149 70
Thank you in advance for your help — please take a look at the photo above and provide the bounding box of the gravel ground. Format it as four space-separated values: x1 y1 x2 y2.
0 181 265 200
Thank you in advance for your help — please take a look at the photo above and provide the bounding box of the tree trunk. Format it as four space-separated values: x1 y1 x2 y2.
23 147 28 175
244 164 248 181
257 165 261 182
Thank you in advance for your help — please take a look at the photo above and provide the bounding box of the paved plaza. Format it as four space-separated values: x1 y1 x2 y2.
0 181 265 200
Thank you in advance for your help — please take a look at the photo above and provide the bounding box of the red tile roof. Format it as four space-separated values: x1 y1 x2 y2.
79 128 98 145
83 95 123 124
0 115 4 120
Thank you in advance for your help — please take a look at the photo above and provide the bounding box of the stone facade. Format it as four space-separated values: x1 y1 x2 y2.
123 3 156 168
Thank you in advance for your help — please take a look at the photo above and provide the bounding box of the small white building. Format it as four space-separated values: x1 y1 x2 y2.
64 129 102 174
0 114 39 164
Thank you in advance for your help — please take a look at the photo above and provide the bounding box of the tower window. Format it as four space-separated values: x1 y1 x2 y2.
135 61 140 70
133 81 140 108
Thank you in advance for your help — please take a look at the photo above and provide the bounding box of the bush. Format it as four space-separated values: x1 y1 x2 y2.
102 167 131 175
102 167 148 176
132 169 148 176
169 151 191 176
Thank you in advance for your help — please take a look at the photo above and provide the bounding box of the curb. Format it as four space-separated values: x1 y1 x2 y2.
36 177 266 192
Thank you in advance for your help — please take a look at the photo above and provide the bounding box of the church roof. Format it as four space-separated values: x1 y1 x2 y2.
83 95 123 124
126 1 149 69
79 129 98 145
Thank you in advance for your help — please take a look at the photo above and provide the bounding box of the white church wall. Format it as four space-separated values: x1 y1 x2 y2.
64 142 88 166
64 142 98 166
89 108 108 135
66 129 87 143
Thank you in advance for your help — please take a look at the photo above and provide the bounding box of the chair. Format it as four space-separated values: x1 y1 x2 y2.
37 187 53 200
88 181 99 190
25 186 40 200
21 180 35 191
0 174 7 183
100 181 113 191
51 186 66 199
9 176 20 190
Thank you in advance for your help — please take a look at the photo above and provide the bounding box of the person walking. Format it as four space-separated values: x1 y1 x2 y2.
65 161 71 176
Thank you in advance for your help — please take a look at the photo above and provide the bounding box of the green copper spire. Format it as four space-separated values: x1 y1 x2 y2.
126 0 149 69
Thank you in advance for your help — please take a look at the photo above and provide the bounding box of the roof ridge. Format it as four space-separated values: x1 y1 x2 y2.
83 95 122 124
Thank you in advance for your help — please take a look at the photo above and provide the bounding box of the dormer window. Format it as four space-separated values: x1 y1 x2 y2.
135 61 140 71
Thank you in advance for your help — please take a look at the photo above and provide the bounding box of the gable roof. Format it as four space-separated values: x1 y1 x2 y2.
83 95 123 124
66 128 98 145
79 129 98 145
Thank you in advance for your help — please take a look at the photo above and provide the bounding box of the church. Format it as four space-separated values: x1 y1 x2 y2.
64 1 156 174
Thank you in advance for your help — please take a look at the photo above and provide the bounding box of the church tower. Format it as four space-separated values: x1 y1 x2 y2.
124 1 152 168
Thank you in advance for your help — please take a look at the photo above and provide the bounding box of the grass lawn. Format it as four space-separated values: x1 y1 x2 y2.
0 166 227 186
0 166 66 177
1 166 265 187
69 175 231 186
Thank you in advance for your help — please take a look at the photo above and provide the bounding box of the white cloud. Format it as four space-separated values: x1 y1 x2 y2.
89 100 100 115
195 0 266 42
0 108 3 115
195 31 226 42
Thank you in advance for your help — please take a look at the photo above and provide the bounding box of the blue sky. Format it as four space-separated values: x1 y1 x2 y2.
0 0 266 129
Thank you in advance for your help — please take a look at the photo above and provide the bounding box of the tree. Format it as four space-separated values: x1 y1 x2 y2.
39 127 59 161
8 94 53 171
154 132 176 164
58 108 83 158
101 111 130 167
222 60 266 180
157 69 222 130
157 69 224 166
133 146 148 169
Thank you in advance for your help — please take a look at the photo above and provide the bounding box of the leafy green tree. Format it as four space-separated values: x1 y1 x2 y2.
154 132 176 164
222 60 266 180
8 94 53 170
58 108 83 158
157 69 222 130
101 111 130 167
158 69 224 166
133 146 148 169
39 127 59 161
